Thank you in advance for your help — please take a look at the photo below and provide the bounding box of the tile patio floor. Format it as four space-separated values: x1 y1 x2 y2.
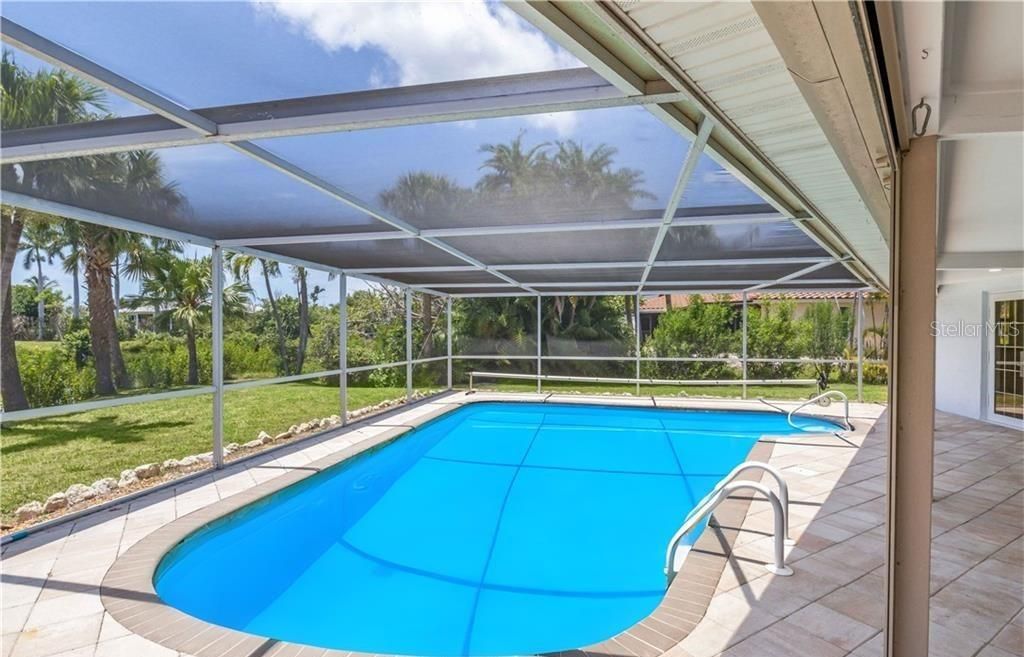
1 394 1020 657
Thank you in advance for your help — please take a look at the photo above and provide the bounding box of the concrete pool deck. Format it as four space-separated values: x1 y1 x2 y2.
1 393 1018 657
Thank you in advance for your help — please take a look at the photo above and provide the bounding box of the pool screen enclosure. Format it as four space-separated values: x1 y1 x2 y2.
0 3 877 461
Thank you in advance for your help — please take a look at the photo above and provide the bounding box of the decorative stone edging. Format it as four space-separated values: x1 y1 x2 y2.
100 397 774 657
11 390 440 525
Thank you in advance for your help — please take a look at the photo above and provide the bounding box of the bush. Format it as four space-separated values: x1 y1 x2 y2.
18 347 95 407
644 297 738 379
61 328 92 367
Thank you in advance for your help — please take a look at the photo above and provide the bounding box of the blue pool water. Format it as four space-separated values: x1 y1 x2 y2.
155 402 838 655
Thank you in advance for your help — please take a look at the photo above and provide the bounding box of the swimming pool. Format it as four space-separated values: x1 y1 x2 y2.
155 402 839 656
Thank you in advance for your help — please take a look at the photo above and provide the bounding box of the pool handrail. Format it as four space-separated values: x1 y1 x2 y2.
665 481 793 583
697 461 793 545
787 390 852 431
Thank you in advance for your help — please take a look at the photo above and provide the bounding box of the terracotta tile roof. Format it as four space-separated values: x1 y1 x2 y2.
640 291 862 312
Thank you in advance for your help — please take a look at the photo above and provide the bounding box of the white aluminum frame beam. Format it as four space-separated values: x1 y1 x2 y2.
212 209 789 248
419 276 860 286
0 66 688 164
638 117 714 290
0 18 217 137
343 256 833 276
744 259 846 292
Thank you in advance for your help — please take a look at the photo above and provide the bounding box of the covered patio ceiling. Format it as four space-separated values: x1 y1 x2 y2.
0 2 876 298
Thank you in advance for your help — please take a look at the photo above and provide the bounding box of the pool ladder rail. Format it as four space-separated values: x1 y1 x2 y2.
760 390 853 432
665 461 795 584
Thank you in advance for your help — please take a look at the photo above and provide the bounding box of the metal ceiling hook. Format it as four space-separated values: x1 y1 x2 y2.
912 98 932 137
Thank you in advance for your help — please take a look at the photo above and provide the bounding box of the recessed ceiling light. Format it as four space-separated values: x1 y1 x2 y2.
988 268 1003 272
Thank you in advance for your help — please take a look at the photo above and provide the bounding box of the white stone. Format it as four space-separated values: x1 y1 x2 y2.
162 458 182 470
133 463 161 480
289 425 300 434
14 501 43 522
224 443 240 454
257 431 272 443
118 469 139 488
90 478 118 495
196 452 214 463
274 431 292 442
242 439 262 449
65 483 96 505
178 455 200 467
42 492 68 513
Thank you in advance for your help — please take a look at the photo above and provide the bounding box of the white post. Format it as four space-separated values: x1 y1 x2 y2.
856 291 864 403
406 290 413 403
635 293 641 396
741 292 749 399
446 296 453 390
339 275 348 424
211 245 224 468
536 295 542 393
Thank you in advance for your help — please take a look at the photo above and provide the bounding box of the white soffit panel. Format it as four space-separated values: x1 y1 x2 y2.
617 1 890 285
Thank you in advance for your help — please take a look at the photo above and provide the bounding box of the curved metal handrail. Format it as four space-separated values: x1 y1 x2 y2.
788 390 852 432
703 461 793 544
665 481 793 584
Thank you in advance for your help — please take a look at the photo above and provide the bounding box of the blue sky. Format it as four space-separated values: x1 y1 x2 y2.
6 1 763 306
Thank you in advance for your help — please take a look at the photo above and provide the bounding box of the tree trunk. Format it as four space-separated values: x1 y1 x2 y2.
262 262 289 375
296 267 309 373
108 279 130 389
113 258 120 316
71 243 81 320
185 324 199 385
85 254 116 395
1 213 28 410
35 254 45 340
421 294 434 358
665 294 673 310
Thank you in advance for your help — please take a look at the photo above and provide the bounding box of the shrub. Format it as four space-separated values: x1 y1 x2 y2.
18 347 95 407
61 328 92 367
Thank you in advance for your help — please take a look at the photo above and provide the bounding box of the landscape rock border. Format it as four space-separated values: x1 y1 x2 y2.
10 390 438 527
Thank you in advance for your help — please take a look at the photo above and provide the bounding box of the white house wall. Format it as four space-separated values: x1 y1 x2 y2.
935 272 1024 420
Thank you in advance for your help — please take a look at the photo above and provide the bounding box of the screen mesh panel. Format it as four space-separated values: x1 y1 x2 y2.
251 105 689 230
2 1 584 108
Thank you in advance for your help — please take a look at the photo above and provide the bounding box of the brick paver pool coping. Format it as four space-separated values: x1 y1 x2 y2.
100 399 780 657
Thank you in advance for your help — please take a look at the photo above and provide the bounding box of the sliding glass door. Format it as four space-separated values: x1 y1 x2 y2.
990 294 1024 425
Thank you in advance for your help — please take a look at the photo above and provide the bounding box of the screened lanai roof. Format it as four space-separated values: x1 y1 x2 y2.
0 1 872 297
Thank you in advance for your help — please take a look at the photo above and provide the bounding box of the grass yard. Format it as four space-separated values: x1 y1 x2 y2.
0 383 405 518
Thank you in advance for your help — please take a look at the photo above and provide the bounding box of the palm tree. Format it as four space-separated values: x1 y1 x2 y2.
477 131 550 197
1 50 106 410
226 252 289 374
379 172 468 358
292 265 310 373
127 255 249 385
18 219 61 339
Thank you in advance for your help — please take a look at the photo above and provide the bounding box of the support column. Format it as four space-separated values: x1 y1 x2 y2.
406 290 413 404
536 296 542 393
856 291 864 403
211 245 224 468
741 292 749 399
885 136 937 657
339 275 348 424
446 297 453 390
635 293 641 396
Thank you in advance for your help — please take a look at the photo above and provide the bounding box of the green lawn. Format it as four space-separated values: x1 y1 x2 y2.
0 383 405 518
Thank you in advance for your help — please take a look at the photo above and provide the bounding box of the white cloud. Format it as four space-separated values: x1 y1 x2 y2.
254 0 581 135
